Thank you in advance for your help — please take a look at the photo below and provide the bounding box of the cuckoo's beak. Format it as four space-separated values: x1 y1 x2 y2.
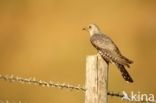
82 27 87 31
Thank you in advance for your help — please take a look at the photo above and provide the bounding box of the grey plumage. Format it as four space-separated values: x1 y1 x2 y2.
83 24 133 83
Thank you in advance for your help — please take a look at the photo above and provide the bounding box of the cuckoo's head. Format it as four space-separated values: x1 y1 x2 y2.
83 24 101 36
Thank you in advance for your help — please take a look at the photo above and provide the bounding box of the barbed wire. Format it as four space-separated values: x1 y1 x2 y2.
0 74 155 103
0 74 85 91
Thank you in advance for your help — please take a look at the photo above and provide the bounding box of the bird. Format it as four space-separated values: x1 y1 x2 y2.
83 24 134 83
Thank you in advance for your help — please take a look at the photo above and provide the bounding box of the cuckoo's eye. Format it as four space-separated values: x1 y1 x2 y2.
89 26 91 29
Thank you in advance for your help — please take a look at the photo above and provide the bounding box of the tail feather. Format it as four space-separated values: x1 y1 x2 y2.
117 56 133 68
116 63 133 83
122 56 133 64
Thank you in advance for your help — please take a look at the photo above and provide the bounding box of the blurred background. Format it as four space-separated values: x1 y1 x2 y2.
0 0 156 103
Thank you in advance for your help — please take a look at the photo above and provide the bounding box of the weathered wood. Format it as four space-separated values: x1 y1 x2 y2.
85 55 98 103
85 55 108 103
97 55 108 103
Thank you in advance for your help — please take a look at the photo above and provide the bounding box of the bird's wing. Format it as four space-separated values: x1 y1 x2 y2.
90 34 130 67
90 34 119 53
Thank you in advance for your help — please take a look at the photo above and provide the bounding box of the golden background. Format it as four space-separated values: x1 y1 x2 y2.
0 0 156 103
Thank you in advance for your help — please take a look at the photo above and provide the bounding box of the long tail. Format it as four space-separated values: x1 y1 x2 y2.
116 63 133 83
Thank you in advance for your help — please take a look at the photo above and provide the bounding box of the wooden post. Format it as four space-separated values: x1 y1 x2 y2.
85 55 108 103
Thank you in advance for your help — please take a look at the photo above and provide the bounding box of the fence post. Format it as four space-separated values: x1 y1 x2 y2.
85 55 108 103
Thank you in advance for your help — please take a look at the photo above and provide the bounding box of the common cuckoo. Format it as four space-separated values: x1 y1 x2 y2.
83 24 133 83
